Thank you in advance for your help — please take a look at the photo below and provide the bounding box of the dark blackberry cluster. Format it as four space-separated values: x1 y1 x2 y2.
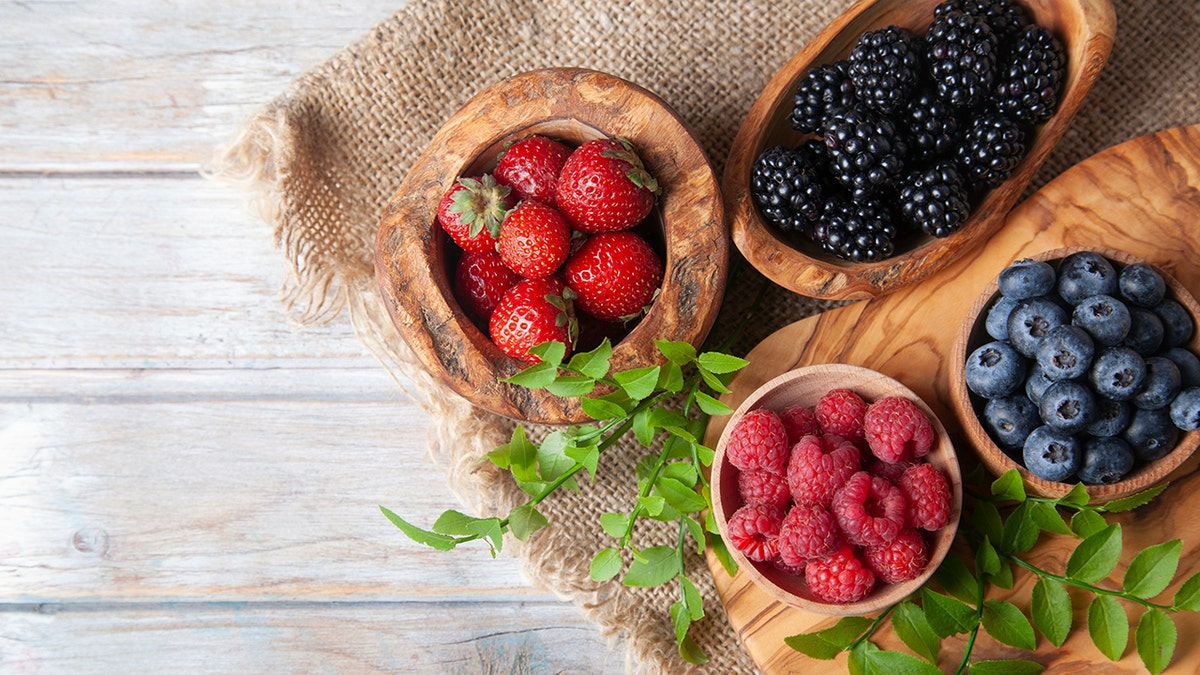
750 0 1066 263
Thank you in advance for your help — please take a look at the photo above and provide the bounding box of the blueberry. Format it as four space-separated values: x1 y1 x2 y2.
1038 380 1095 434
1008 297 1069 357
1071 294 1131 347
1124 307 1164 355
1036 324 1095 381
965 340 1027 399
1169 387 1200 432
1154 299 1194 348
1087 398 1132 437
1077 436 1135 485
1133 356 1181 410
985 295 1019 341
1057 251 1118 305
1164 347 1200 387
1023 425 1082 481
999 259 1057 300
1123 406 1180 462
1089 346 1147 401
1024 362 1056 405
983 395 1041 449
1119 262 1166 307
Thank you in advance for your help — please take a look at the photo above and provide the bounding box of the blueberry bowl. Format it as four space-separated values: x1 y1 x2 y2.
950 247 1200 503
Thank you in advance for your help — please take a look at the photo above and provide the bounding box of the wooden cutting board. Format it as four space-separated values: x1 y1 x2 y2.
704 125 1200 673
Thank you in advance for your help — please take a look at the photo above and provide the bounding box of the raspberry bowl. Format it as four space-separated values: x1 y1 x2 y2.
375 68 727 424
722 0 1114 300
951 247 1200 503
710 363 962 615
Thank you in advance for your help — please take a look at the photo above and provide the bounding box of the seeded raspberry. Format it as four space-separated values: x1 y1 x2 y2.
738 469 792 509
864 396 936 462
897 463 952 531
786 434 861 508
864 528 928 584
870 458 916 483
806 543 876 603
726 503 784 562
779 404 821 445
815 389 869 441
832 471 907 547
778 503 842 566
727 409 789 475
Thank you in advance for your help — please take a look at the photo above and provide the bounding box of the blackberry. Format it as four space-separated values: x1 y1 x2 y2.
750 145 826 233
926 10 1000 109
814 197 898 262
847 26 923 114
823 105 907 200
901 86 962 163
959 113 1026 187
933 0 1031 44
994 25 1067 124
790 61 857 134
897 161 971 237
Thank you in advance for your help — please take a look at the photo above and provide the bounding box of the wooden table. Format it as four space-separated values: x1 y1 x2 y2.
0 3 623 672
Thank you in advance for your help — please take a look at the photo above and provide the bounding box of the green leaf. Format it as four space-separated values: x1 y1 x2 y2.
638 494 666 517
685 515 705 555
567 339 612 379
681 575 704 621
1101 482 1170 513
708 531 738 576
982 599 1037 650
1071 509 1108 539
670 599 690 645
379 506 457 551
431 509 483 536
991 469 1027 502
696 390 733 416
990 558 1015 589
505 425 539 483
1031 577 1072 647
934 553 980 604
973 500 1004 544
632 408 655 447
1136 608 1177 674
921 588 978 638
891 600 940 663
697 351 749 374
564 442 600 482
600 512 629 538
969 660 1044 674
536 432 576 483
657 361 684 393
676 633 708 665
648 407 690 431
508 504 548 541
976 537 1001 577
464 517 503 557
663 461 699 487
1001 501 1041 555
589 547 622 582
656 476 707 514
614 365 661 401
698 366 731 394
655 339 696 366
545 375 596 397
784 616 873 660
502 360 558 389
527 340 566 367
1066 524 1123 584
1088 595 1129 661
1057 482 1090 508
485 445 510 469
1124 539 1182 599
623 545 679 587
847 641 942 675
1173 570 1200 610
1030 501 1073 535
581 396 628 420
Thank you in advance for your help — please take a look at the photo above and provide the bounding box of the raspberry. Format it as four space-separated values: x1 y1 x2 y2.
779 404 821 445
772 557 808 577
831 471 907 546
786 434 861 508
815 389 869 441
897 463 952 531
869 458 916 483
727 409 789 475
738 469 792 509
864 528 928 584
864 396 936 462
777 503 842 566
726 503 784 562
805 543 876 603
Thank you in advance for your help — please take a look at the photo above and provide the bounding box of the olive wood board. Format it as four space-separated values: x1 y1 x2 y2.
703 125 1200 673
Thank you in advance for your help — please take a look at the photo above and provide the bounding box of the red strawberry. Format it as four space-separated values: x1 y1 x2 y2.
564 231 663 321
556 138 660 233
436 174 513 253
494 135 572 206
454 249 519 320
489 277 576 363
498 200 571 278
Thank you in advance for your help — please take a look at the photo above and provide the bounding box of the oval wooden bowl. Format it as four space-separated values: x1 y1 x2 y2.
711 363 962 616
722 0 1115 300
375 68 727 424
950 246 1200 503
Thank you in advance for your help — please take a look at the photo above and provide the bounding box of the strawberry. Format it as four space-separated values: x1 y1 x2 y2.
493 135 572 206
454 249 519 320
498 200 571 279
436 174 513 253
556 138 660 233
489 277 576 363
564 231 663 321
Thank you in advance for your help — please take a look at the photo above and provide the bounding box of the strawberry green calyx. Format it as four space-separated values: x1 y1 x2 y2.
546 286 580 348
448 174 512 239
604 138 661 195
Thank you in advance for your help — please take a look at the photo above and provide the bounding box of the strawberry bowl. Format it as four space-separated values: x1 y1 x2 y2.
374 68 726 425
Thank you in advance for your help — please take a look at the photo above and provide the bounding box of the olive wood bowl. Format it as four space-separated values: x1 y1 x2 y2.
950 247 1200 503
375 68 726 425
711 363 963 616
722 0 1115 300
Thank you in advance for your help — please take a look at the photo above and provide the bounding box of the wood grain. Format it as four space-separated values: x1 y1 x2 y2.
704 125 1200 672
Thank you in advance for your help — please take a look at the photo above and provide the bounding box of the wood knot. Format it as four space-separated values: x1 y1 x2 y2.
71 528 109 556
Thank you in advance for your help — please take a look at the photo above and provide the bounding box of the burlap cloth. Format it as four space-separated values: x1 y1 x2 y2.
211 0 1200 671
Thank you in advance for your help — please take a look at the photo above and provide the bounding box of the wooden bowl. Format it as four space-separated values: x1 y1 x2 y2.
375 68 727 425
950 247 1200 503
722 0 1115 300
711 363 962 616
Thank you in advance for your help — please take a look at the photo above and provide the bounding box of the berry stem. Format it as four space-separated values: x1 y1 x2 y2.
1003 552 1179 612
